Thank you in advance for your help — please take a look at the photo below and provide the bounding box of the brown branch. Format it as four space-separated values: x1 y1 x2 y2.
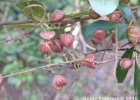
2 57 116 79
0 6 138 26
83 48 129 54
0 16 91 26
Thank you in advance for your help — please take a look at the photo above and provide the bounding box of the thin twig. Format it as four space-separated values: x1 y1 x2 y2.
0 25 39 44
113 24 118 76
83 48 129 54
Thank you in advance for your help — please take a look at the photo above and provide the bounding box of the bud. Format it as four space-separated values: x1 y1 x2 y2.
88 8 100 19
50 10 65 22
109 11 122 23
53 74 67 89
92 28 106 44
38 43 51 56
60 34 74 49
83 54 96 69
126 26 140 47
111 33 116 44
39 30 55 40
120 58 133 70
50 39 63 54
120 0 130 4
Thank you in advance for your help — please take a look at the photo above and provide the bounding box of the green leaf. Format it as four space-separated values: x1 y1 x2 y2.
118 4 132 22
117 23 127 41
134 55 140 99
65 11 88 18
63 5 74 15
83 20 114 40
116 47 134 83
16 1 46 20
88 0 119 16
137 5 140 17
8 24 36 28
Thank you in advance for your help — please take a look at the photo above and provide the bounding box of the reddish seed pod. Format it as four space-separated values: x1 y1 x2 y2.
50 39 63 54
83 54 96 69
120 58 133 70
50 10 65 22
39 30 55 40
109 11 122 23
60 34 74 49
38 43 51 56
111 33 116 44
93 28 106 40
53 73 67 89
126 26 140 47
92 28 106 44
126 26 140 37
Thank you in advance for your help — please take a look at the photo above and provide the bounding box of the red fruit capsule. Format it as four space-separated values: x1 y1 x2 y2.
38 43 51 56
53 74 67 89
50 10 65 22
109 11 122 23
120 58 133 70
111 33 116 44
50 39 63 54
39 30 55 40
83 54 96 69
126 26 140 47
92 28 106 44
60 34 74 49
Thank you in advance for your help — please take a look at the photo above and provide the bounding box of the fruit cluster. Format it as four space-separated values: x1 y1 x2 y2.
38 10 96 89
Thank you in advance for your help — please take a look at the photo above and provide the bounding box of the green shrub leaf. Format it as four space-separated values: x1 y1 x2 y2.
118 4 132 22
134 55 140 99
88 0 119 16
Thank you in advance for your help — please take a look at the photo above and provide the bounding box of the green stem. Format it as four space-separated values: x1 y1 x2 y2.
101 35 112 61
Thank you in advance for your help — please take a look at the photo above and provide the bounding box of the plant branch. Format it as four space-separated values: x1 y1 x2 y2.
2 58 117 79
0 6 138 26
0 16 90 26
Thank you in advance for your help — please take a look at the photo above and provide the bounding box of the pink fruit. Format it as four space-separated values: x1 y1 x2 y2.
50 10 65 22
126 26 140 47
109 11 122 23
53 74 67 89
50 39 63 53
39 30 55 40
38 43 51 56
92 28 106 44
111 33 116 44
120 58 133 70
60 34 74 49
83 54 96 69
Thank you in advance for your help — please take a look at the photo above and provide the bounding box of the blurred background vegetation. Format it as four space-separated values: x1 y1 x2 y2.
0 0 139 100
